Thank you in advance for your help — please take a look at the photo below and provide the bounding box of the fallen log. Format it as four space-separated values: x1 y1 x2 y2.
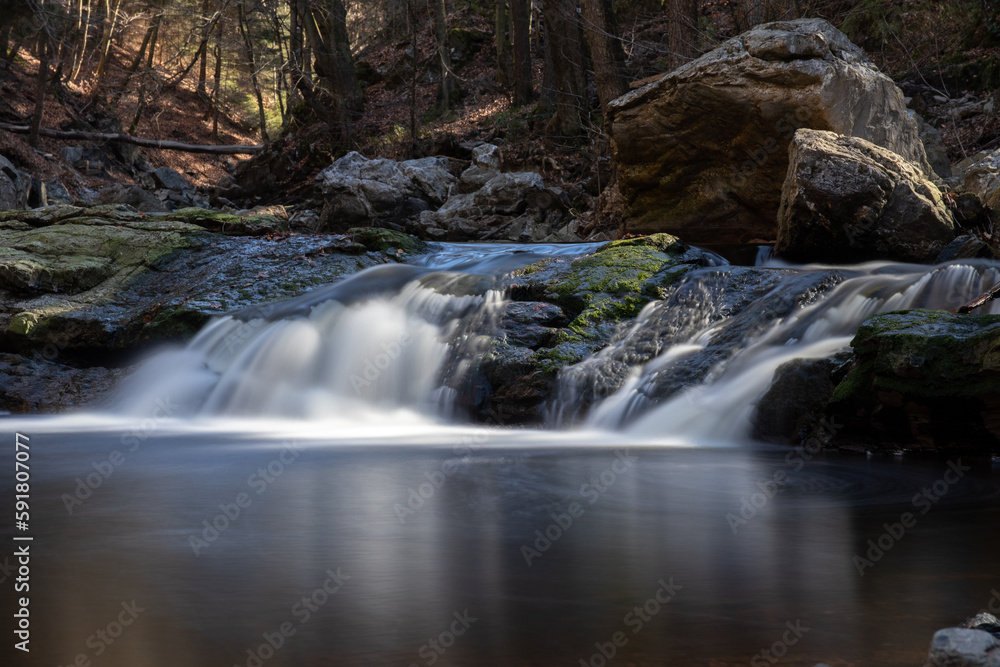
0 122 263 155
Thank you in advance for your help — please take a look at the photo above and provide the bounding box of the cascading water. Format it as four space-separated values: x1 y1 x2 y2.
111 238 1000 443
551 259 1000 442
114 243 601 422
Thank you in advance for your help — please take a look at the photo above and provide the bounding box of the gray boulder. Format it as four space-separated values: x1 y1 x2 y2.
775 129 955 263
960 149 1000 226
152 166 194 192
96 183 167 213
0 155 30 211
399 156 456 205
926 628 1000 667
608 18 933 245
316 151 421 229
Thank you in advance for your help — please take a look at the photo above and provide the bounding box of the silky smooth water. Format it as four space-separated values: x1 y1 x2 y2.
2 424 998 666
4 242 1000 666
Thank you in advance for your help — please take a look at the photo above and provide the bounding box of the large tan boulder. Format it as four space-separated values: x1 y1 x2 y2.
776 129 954 263
607 18 932 245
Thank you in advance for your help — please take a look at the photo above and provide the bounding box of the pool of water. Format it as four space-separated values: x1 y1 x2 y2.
3 422 998 666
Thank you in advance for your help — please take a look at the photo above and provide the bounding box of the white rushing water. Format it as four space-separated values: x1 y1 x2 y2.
105 241 1000 443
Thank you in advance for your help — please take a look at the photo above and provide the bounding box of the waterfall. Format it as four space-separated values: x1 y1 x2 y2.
113 237 1000 441
555 260 1000 442
115 266 507 421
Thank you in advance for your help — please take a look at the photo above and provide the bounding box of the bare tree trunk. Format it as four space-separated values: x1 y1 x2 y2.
580 0 626 121
92 0 121 92
212 15 222 138
495 0 512 89
511 0 531 104
112 16 156 109
433 0 454 111
237 0 269 143
301 0 363 139
542 0 586 138
408 0 417 149
128 8 161 135
197 0 209 97
30 36 51 147
668 0 700 67
69 0 92 82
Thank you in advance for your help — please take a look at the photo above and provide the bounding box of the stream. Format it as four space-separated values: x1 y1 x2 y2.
3 241 1000 666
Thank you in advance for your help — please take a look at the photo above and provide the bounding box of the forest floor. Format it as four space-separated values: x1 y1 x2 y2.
0 1 997 200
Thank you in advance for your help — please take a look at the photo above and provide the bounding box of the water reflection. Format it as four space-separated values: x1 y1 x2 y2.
3 429 999 666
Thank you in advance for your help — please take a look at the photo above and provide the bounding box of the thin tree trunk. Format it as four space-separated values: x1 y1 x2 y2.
511 0 531 104
212 15 222 137
668 0 700 67
237 1 269 143
30 38 51 147
69 0 91 82
580 0 626 122
433 0 454 111
542 0 586 138
112 17 155 109
92 0 121 89
128 9 161 135
495 0 511 89
408 0 417 149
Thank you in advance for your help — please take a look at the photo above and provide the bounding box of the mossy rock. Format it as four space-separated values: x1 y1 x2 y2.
151 207 288 235
536 232 693 336
345 227 426 256
828 309 1000 453
832 309 1000 402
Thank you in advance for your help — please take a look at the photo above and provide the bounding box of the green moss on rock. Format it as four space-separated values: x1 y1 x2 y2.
346 227 426 255
832 309 1000 403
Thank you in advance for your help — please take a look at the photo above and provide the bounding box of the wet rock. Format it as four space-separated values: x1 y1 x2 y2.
936 235 994 263
479 235 720 424
0 205 417 363
0 155 30 211
608 18 931 245
550 265 845 425
753 354 850 444
776 129 955 263
499 302 569 349
0 354 128 413
828 309 1000 454
925 628 1000 667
